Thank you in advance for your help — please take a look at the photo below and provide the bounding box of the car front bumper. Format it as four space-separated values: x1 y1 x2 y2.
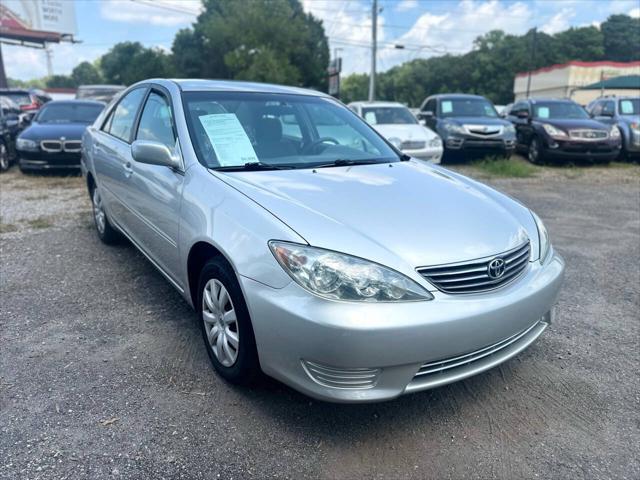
404 146 443 163
542 138 621 160
444 136 516 153
241 252 565 403
18 150 82 170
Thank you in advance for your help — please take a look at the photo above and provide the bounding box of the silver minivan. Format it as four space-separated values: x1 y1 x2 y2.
82 79 564 403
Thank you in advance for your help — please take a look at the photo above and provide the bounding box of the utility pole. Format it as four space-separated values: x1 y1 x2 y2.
525 27 537 98
368 0 377 101
45 43 54 77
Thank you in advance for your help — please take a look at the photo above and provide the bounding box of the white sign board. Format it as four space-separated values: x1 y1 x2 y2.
0 0 77 38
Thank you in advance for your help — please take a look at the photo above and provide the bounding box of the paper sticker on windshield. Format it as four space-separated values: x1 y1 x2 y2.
620 100 634 114
537 107 550 119
198 113 258 166
441 101 452 114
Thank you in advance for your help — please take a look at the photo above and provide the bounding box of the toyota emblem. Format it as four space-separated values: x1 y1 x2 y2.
487 258 506 279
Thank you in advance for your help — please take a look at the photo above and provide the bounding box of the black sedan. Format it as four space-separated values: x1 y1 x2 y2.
506 98 622 164
16 100 104 172
0 97 23 171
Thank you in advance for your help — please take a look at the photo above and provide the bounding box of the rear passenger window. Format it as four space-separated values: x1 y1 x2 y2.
136 92 176 149
107 88 147 142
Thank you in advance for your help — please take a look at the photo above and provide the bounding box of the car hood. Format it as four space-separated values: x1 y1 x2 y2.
533 118 609 131
372 124 438 141
19 122 89 140
213 162 537 275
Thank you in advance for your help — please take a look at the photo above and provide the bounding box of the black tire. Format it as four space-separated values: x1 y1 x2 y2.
198 257 260 385
90 184 122 244
0 143 9 172
528 136 545 165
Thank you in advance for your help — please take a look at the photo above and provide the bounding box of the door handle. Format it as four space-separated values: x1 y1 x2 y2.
124 162 134 177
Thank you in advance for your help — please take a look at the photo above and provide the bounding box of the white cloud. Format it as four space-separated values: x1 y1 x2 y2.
629 8 640 18
100 0 201 27
377 1 533 73
396 0 419 12
541 8 576 34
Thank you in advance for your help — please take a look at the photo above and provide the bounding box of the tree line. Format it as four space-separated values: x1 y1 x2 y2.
8 3 638 109
341 14 640 105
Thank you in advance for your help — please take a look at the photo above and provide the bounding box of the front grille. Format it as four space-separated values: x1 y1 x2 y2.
401 140 426 150
569 129 608 141
464 125 503 137
301 360 380 389
417 242 531 294
41 140 62 152
63 140 82 152
413 321 540 380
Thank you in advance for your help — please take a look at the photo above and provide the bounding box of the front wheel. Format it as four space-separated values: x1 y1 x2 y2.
528 136 545 164
198 258 259 385
0 143 9 172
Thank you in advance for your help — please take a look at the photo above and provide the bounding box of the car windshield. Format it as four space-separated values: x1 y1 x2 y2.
439 98 498 118
36 103 104 124
1 92 31 106
183 92 399 170
533 102 588 119
361 106 418 125
619 98 639 115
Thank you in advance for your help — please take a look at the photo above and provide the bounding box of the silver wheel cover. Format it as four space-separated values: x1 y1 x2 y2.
202 279 239 367
92 188 106 234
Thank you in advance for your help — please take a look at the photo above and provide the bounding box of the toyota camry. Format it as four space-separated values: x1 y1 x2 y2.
81 79 565 403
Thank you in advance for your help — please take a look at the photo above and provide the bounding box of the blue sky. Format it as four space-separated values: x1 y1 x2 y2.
3 0 640 81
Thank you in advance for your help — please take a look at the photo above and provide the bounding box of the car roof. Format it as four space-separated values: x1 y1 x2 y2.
430 94 488 101
526 98 576 104
348 101 407 108
43 99 106 106
136 79 331 98
77 84 125 90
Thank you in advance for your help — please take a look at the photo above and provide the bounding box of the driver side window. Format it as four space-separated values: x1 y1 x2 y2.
136 91 176 149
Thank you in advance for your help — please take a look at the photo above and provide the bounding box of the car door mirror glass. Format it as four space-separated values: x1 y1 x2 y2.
131 140 181 169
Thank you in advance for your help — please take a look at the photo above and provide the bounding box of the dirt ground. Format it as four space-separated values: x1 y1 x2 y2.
1 160 639 479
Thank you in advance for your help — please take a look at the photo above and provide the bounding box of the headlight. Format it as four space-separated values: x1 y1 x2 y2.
428 136 442 147
388 137 402 149
531 211 551 264
504 124 516 134
609 125 621 139
542 123 568 139
442 122 465 135
16 138 38 151
269 241 434 302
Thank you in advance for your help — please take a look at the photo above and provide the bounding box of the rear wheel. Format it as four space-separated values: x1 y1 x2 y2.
91 185 121 244
198 257 259 385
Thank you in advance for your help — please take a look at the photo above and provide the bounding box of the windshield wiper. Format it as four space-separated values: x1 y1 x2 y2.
213 161 294 172
312 158 389 169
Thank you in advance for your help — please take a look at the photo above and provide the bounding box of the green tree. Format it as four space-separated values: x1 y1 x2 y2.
71 61 103 85
171 0 329 90
601 14 640 61
100 42 173 86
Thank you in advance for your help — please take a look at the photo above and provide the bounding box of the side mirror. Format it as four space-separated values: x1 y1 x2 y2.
516 111 529 119
131 140 181 169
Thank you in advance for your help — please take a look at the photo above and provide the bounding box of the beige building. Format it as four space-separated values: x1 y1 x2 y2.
513 61 640 102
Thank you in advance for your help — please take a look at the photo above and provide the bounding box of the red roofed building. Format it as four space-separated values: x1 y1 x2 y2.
513 61 640 102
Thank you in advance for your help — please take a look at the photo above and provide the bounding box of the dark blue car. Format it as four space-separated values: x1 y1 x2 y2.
16 100 104 172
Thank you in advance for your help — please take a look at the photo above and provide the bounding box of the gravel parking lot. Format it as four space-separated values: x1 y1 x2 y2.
1 160 639 480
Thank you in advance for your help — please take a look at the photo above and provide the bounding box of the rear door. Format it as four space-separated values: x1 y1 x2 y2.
127 88 184 280
92 87 148 231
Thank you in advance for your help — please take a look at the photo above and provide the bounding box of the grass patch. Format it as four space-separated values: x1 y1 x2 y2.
26 216 54 229
472 156 537 178
0 222 18 234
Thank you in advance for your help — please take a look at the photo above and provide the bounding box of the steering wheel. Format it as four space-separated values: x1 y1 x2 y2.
302 137 340 154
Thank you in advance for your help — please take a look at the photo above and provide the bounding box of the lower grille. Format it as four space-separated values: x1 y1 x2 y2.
301 360 380 389
417 242 531 294
401 140 426 150
569 129 608 141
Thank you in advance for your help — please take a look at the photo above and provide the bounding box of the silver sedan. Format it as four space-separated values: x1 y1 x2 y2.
81 79 564 403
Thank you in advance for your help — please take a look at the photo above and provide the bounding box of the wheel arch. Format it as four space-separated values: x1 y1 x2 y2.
187 241 235 309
